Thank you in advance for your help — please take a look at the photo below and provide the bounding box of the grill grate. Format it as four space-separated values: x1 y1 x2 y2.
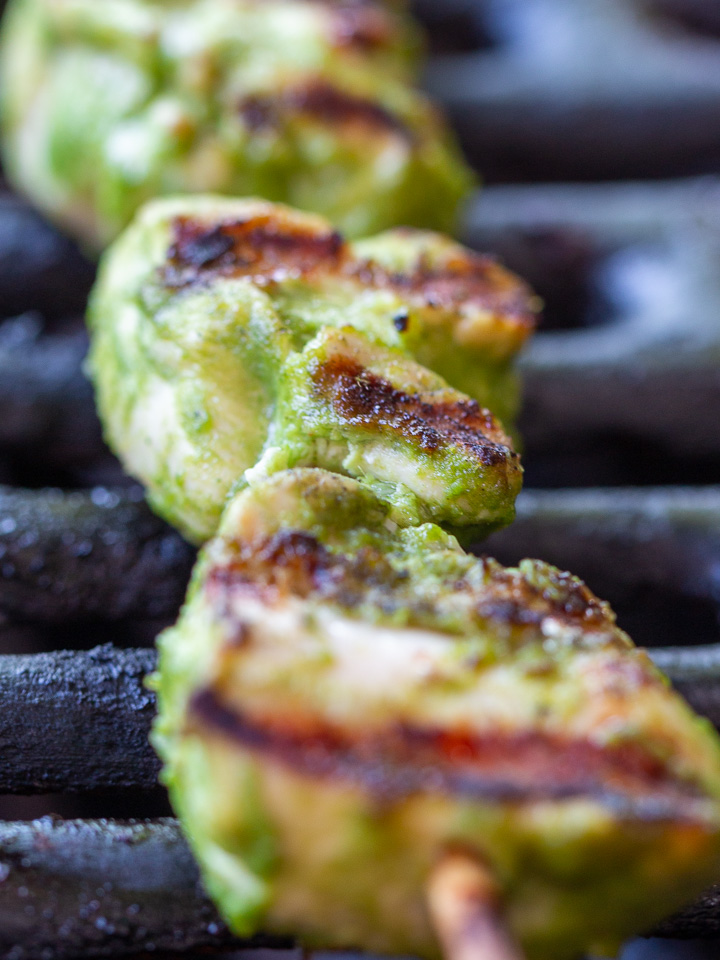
0 812 716 959
1 0 720 957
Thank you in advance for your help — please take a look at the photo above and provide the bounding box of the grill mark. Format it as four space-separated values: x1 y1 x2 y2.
161 218 536 336
251 0 396 52
351 253 536 326
472 560 614 632
206 530 402 607
164 215 345 288
206 535 616 633
190 690 703 820
310 354 515 464
239 80 412 141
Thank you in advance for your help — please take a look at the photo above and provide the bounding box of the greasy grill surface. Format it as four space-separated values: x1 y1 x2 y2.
0 0 720 955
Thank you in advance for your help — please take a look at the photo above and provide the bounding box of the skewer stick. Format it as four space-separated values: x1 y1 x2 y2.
427 852 526 960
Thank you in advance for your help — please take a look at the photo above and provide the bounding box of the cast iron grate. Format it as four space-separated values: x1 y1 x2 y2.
1 0 720 957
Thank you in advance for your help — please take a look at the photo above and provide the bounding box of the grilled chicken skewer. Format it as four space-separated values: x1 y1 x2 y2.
88 197 537 542
0 0 472 248
154 467 720 960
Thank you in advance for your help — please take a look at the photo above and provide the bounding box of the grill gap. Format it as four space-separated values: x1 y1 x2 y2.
645 0 720 40
411 0 496 53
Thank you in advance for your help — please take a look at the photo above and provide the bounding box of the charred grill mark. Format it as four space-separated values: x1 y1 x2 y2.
239 95 279 133
239 80 412 141
162 218 536 338
164 215 345 288
260 0 396 51
205 532 619 639
393 309 410 332
190 690 703 819
475 560 615 633
311 354 516 464
240 530 339 596
206 530 401 605
351 253 537 328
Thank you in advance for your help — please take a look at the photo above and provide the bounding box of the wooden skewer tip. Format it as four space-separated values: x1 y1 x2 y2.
427 852 526 960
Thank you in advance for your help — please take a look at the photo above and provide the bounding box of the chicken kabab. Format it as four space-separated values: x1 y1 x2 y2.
0 0 472 248
153 467 720 960
87 196 536 542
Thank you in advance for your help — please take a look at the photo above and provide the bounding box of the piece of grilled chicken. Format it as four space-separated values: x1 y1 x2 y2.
0 0 471 248
153 467 720 960
88 196 537 543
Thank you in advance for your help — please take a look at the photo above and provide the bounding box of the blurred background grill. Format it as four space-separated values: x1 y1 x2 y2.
1 1 720 957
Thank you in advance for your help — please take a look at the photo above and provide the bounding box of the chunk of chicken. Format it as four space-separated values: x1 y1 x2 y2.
154 468 720 960
88 196 536 542
0 0 471 247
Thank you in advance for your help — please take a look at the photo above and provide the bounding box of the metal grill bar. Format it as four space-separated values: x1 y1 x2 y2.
0 647 158 794
0 323 98 459
468 178 720 455
0 815 715 960
0 195 93 322
0 486 194 622
487 486 720 604
0 818 237 959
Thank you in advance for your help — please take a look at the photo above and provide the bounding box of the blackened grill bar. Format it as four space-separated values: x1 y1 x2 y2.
423 0 720 182
0 817 239 959
0 647 159 794
0 486 195 622
468 178 720 457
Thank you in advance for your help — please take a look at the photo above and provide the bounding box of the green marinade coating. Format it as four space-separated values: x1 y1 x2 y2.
0 0 473 248
153 467 720 960
87 195 537 543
